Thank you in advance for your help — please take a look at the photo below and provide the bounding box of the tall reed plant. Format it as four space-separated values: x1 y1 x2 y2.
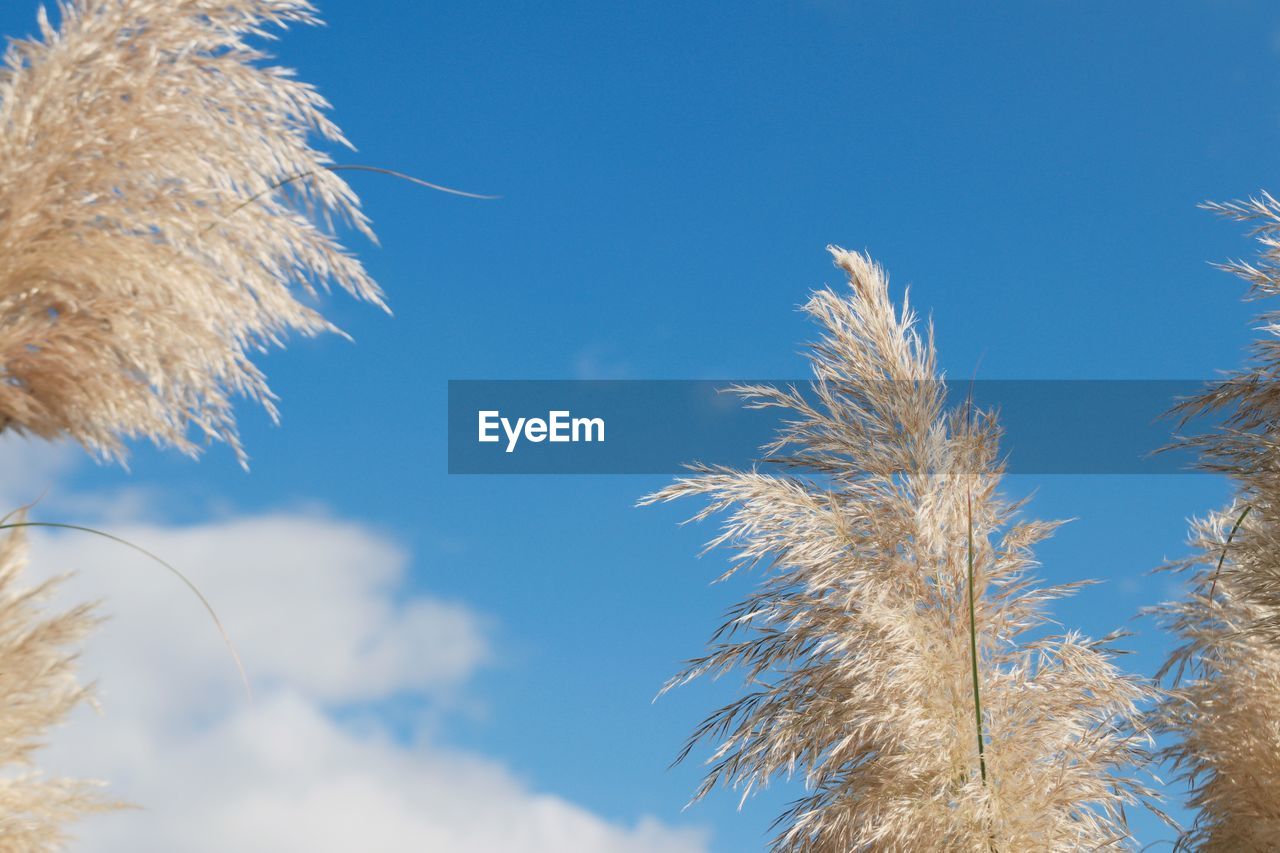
644 248 1157 851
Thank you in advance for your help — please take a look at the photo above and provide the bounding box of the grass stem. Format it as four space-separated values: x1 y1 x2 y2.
210 163 499 233
1208 505 1252 599
966 486 988 786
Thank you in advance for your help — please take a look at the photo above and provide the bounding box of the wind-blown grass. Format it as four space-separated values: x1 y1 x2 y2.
1150 508 1280 851
0 0 384 464
1149 194 1280 849
643 248 1157 851
0 1 387 845
1170 193 1280 633
0 516 116 849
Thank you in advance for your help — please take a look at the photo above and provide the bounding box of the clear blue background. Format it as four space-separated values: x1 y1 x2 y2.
5 1 1279 847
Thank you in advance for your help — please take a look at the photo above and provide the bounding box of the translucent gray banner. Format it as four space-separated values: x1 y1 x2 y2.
446 380 1226 475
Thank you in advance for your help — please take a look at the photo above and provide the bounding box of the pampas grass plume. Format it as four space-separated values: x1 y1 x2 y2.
1151 194 1280 849
0 0 379 845
0 0 382 463
643 248 1157 851
0 517 113 850
1151 508 1280 850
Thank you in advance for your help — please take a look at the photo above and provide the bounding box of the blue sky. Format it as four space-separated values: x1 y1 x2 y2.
5 1 1280 849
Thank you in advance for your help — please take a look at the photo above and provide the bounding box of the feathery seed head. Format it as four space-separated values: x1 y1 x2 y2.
0 0 382 463
644 248 1157 851
0 517 114 848
1150 508 1280 851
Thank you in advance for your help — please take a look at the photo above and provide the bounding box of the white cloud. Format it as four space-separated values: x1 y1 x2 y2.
51 693 706 853
32 514 489 717
7 466 707 852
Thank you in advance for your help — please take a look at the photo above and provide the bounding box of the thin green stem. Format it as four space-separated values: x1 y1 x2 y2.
1208 505 1252 598
208 163 499 234
0 521 251 702
966 486 988 786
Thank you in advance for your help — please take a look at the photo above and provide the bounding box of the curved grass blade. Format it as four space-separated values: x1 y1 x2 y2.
210 163 500 233
0 521 251 702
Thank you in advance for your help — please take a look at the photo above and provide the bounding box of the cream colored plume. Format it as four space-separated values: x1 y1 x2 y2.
1171 193 1280 630
1151 508 1280 851
0 0 378 845
1149 193 1280 846
1145 194 1280 849
0 0 382 463
643 248 1157 851
0 518 112 849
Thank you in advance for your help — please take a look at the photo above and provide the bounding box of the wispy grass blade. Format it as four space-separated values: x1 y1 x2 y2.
215 163 500 230
0 521 251 703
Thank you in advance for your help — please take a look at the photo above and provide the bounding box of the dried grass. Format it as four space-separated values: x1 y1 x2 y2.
644 248 1157 851
1149 194 1280 849
1168 193 1280 630
0 517 114 849
1150 509 1280 851
0 0 382 464
0 1 375 844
